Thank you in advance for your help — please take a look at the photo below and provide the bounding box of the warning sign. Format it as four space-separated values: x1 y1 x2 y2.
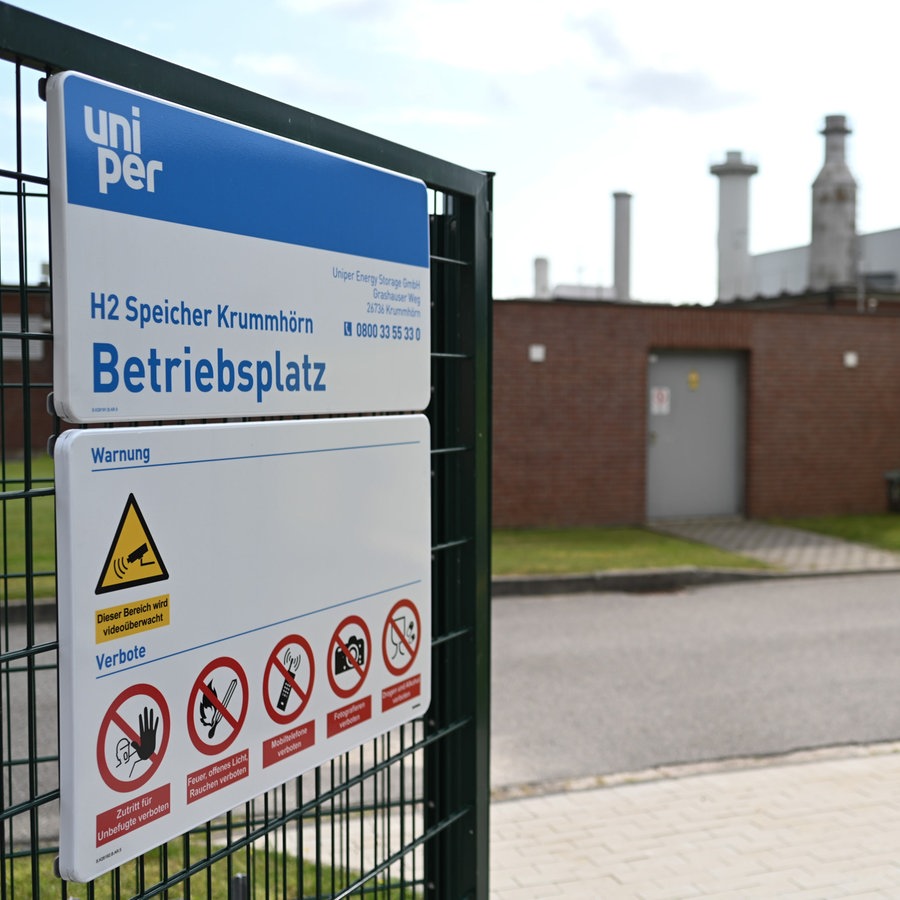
55 415 432 882
650 385 671 416
382 599 421 677
327 616 371 699
187 657 248 756
96 683 170 793
96 494 168 594
263 635 315 726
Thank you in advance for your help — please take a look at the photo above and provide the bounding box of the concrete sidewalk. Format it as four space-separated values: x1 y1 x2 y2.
652 518 900 574
490 519 900 898
490 742 900 898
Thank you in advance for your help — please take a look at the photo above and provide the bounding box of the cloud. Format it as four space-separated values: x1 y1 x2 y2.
363 0 594 76
573 9 750 114
233 52 363 104
590 67 750 114
570 11 629 63
367 106 491 128
277 0 397 21
0 98 45 126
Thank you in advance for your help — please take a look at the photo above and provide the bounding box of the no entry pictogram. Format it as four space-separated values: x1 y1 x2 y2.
96 683 170 793
263 634 315 725
382 599 421 677
327 615 371 699
187 657 248 755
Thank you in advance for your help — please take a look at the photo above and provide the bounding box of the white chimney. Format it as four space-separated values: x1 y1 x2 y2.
809 114 857 291
534 257 551 299
613 192 631 301
710 150 758 301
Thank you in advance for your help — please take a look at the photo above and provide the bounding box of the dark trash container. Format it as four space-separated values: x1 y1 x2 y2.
886 470 900 512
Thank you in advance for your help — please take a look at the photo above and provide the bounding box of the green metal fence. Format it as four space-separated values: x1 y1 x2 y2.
0 4 492 897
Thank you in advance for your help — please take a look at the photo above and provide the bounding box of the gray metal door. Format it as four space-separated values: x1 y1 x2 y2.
647 351 746 519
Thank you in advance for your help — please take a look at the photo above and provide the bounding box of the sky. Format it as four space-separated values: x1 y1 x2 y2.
6 0 900 304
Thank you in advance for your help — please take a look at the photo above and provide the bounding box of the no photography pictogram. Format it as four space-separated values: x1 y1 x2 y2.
187 657 249 756
263 634 315 725
382 599 421 677
327 615 371 699
96 683 170 793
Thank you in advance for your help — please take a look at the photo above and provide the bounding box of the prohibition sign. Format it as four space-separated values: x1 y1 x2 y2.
263 634 315 725
382 599 421 677
327 615 371 699
187 656 249 755
96 683 170 793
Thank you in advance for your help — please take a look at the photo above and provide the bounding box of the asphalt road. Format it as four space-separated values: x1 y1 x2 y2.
12 573 900 838
3 618 59 845
491 572 900 789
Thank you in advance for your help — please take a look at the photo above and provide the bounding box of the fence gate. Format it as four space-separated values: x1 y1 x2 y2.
0 4 492 897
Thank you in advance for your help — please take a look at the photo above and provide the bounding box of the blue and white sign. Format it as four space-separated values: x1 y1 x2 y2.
55 415 431 881
48 73 430 422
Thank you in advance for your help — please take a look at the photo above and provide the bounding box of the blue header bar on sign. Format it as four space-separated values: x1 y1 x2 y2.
60 73 429 268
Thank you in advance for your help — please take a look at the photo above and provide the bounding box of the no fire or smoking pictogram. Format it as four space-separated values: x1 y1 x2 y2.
187 657 249 756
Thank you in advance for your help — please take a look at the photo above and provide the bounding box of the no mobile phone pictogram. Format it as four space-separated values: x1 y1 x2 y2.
263 634 315 725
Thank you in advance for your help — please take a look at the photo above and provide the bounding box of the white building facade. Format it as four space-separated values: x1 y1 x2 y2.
712 115 900 300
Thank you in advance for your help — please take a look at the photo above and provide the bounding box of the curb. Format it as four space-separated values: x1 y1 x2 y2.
491 566 776 597
4 598 57 624
490 566 900 597
490 739 900 802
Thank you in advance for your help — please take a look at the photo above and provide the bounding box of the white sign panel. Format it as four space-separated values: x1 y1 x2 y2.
650 386 671 416
55 416 431 882
47 73 430 423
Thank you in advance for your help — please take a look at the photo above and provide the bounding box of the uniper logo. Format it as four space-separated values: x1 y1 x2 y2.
83 105 163 195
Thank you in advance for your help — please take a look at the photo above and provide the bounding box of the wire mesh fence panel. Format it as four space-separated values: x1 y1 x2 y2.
0 4 491 898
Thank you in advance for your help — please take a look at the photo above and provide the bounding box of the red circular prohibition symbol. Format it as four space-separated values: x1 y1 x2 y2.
382 599 422 677
187 656 249 756
97 682 170 793
262 634 316 725
327 615 371 699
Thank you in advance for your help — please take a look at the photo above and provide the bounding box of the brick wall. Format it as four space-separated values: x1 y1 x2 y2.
493 300 900 526
0 289 54 456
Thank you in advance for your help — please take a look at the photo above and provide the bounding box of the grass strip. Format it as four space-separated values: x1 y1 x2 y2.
492 526 768 576
0 455 56 601
7 835 418 899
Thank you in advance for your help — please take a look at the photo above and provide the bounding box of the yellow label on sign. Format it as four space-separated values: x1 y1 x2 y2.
95 594 170 643
96 493 169 594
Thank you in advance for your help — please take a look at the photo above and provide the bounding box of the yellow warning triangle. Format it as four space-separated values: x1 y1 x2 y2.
96 494 169 594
